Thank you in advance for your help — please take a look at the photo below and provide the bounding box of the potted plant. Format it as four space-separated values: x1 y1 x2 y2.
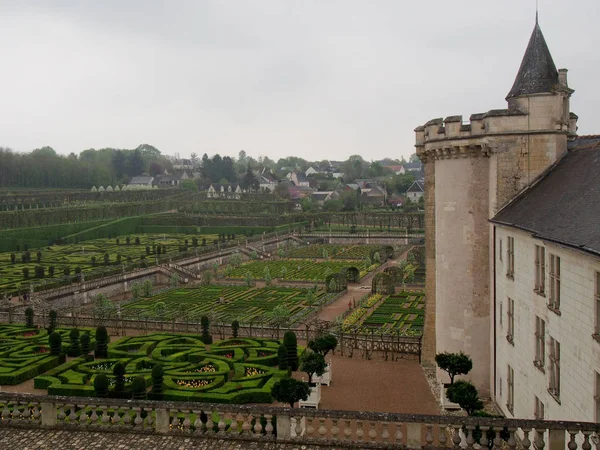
435 351 473 410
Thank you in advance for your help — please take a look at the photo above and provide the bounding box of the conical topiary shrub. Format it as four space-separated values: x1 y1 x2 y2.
95 326 109 358
25 307 34 328
49 331 62 356
151 364 164 399
80 333 91 356
68 329 81 357
94 374 109 398
131 376 147 400
278 344 288 370
283 331 299 371
113 362 126 393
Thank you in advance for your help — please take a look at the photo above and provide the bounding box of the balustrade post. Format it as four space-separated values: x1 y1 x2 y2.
40 401 57 427
549 430 567 450
276 414 292 440
155 408 170 433
406 423 422 449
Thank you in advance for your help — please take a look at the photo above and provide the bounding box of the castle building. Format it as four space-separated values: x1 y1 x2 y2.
415 17 600 422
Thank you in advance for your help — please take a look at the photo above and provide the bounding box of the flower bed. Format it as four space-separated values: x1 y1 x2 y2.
224 259 374 281
359 291 425 335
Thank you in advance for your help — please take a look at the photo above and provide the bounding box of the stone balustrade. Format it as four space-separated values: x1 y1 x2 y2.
1 393 599 449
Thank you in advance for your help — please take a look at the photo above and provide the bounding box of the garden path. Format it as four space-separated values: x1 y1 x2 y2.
314 246 412 323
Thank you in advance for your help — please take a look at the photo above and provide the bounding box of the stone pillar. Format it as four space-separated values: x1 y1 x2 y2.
276 414 292 440
41 401 57 426
155 408 170 433
422 156 436 364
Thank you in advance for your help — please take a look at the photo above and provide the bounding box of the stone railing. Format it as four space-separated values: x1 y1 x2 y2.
0 393 598 449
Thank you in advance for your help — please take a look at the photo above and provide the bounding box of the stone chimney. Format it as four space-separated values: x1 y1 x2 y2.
558 68 569 87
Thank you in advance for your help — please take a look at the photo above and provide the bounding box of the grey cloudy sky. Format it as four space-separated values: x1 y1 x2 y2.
1 0 598 162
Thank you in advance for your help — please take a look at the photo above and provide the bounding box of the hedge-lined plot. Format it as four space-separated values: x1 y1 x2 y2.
286 244 385 260
359 291 425 334
121 286 334 325
34 334 287 404
0 324 95 385
0 233 219 296
224 259 376 282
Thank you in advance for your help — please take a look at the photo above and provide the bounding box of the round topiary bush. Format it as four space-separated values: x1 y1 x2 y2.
151 364 164 398
94 374 109 398
131 376 147 400
113 362 126 393
80 333 91 355
68 328 81 357
49 331 62 356
95 326 109 358
277 344 288 370
283 331 299 371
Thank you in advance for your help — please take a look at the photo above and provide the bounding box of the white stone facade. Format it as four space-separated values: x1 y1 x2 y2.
494 225 600 422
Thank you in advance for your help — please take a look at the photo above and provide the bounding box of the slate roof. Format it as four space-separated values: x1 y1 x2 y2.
129 176 154 185
506 19 559 99
407 181 424 193
491 136 600 256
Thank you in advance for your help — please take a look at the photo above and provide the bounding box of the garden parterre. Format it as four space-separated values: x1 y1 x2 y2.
120 286 335 325
342 291 425 336
0 324 95 385
286 244 385 260
224 259 375 281
0 233 219 297
34 334 288 404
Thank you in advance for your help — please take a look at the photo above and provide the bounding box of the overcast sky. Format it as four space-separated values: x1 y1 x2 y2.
1 1 598 162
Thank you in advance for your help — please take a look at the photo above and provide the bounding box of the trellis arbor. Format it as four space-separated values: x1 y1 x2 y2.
383 266 404 284
371 272 395 295
325 273 347 293
341 267 360 283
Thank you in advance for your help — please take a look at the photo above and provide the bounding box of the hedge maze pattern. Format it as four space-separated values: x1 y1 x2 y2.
120 286 335 325
34 334 287 404
286 244 392 260
360 291 425 334
0 324 95 385
224 259 375 282
0 233 219 297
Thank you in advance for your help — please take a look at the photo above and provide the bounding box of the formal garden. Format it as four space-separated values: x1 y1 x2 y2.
223 259 377 282
342 291 425 335
285 244 394 260
0 233 225 297
0 323 96 385
120 286 336 326
34 333 292 404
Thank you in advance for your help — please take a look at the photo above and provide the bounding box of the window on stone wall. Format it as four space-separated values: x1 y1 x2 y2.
534 395 545 420
548 336 560 401
507 298 514 345
534 316 545 371
507 237 515 279
499 239 503 262
507 365 514 415
594 272 600 341
549 254 561 312
534 245 546 295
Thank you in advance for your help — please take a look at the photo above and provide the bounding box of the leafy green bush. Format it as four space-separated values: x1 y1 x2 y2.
435 352 473 385
231 320 240 338
48 310 57 333
447 380 483 415
80 333 91 355
151 364 164 398
271 377 310 408
299 350 326 384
